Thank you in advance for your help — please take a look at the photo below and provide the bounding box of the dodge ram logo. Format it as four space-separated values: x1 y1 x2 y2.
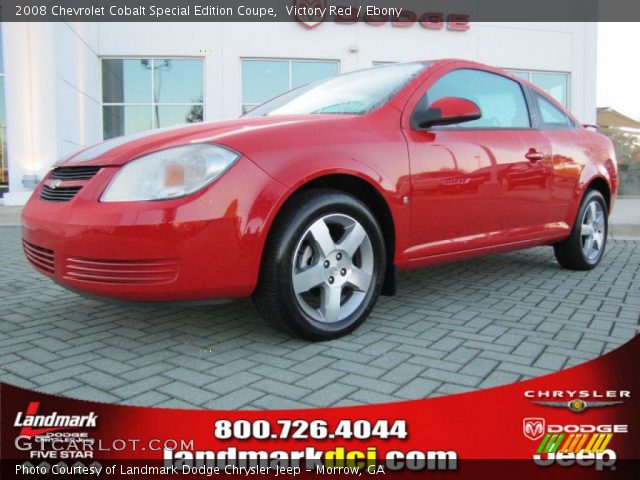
523 418 545 441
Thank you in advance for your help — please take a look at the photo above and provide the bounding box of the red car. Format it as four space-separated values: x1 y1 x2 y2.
22 60 618 340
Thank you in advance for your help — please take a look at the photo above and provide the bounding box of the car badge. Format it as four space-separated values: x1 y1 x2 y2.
523 417 545 440
533 400 623 413
46 179 63 189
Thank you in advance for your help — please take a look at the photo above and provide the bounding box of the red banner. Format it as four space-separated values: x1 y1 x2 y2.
2 336 639 478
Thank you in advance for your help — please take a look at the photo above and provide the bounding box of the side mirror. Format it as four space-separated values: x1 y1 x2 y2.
413 97 481 129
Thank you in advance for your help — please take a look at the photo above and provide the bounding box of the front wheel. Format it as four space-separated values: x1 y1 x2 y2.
253 189 386 340
554 189 608 270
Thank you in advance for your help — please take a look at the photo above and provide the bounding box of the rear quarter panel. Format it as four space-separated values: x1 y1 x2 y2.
552 129 617 235
578 130 618 214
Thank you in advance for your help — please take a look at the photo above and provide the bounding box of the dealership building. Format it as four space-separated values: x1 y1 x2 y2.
0 21 597 205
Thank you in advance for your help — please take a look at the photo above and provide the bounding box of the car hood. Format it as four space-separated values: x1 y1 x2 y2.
62 115 358 167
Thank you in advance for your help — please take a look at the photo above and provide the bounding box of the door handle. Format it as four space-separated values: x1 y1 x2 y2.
525 149 544 162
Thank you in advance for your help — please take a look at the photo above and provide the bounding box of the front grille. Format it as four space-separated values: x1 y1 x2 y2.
23 240 55 274
40 185 82 202
51 166 101 180
64 257 179 285
39 166 102 202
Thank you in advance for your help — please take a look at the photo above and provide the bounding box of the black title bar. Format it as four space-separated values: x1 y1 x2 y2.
1 0 639 22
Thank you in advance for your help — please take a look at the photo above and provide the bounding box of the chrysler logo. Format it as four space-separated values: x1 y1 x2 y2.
523 418 545 441
532 400 624 413
46 179 63 189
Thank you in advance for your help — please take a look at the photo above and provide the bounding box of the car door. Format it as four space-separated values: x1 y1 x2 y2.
530 90 590 228
401 67 553 258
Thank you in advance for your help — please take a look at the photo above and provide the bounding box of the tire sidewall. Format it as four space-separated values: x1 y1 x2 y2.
272 192 386 338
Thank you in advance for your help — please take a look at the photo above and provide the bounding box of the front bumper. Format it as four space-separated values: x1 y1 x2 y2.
21 157 284 302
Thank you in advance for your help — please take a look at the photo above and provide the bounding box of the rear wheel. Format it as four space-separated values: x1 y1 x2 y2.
554 189 608 270
253 189 386 340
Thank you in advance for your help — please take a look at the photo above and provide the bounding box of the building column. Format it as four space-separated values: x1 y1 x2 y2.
3 23 59 206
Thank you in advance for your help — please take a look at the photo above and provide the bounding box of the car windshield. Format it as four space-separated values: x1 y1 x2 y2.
245 63 426 117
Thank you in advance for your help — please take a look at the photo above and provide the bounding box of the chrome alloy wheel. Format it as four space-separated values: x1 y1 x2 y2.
581 200 605 261
291 214 374 324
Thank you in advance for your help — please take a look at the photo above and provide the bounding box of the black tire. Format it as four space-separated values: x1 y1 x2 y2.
253 189 386 340
554 189 608 271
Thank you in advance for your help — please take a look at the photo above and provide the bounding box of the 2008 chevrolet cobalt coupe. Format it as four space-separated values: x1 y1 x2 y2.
22 60 618 340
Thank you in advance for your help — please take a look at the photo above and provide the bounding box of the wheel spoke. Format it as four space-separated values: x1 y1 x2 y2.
321 285 342 323
348 267 372 292
580 200 606 261
292 213 375 325
339 222 367 257
293 264 325 294
588 202 598 221
308 220 335 258
583 236 594 257
581 223 594 237
593 232 604 252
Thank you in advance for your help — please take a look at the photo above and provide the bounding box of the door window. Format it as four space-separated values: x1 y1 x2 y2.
534 92 575 129
425 69 530 129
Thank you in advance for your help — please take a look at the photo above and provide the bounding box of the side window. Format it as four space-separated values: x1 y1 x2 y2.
534 92 574 129
425 69 530 129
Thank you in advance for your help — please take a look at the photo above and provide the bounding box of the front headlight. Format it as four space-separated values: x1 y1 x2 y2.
101 144 240 202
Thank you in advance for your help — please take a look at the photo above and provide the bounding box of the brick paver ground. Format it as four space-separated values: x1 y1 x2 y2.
1 226 639 409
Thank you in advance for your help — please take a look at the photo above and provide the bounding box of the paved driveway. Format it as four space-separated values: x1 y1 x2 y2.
1 226 639 409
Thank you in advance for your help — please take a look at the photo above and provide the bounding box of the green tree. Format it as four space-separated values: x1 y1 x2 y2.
186 97 203 124
600 126 640 164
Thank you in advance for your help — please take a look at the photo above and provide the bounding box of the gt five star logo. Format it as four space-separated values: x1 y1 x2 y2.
14 402 98 437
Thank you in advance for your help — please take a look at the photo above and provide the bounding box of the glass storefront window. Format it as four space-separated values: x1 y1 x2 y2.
102 59 151 104
242 60 289 107
531 72 568 107
156 105 203 128
242 59 339 114
0 24 3 74
102 58 204 140
509 70 530 82
153 59 203 104
506 69 569 107
102 105 152 140
291 61 339 89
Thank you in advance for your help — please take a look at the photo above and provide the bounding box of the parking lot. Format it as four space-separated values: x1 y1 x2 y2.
1 225 639 409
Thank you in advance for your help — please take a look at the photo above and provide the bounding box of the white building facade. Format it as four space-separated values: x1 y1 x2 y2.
0 21 597 205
